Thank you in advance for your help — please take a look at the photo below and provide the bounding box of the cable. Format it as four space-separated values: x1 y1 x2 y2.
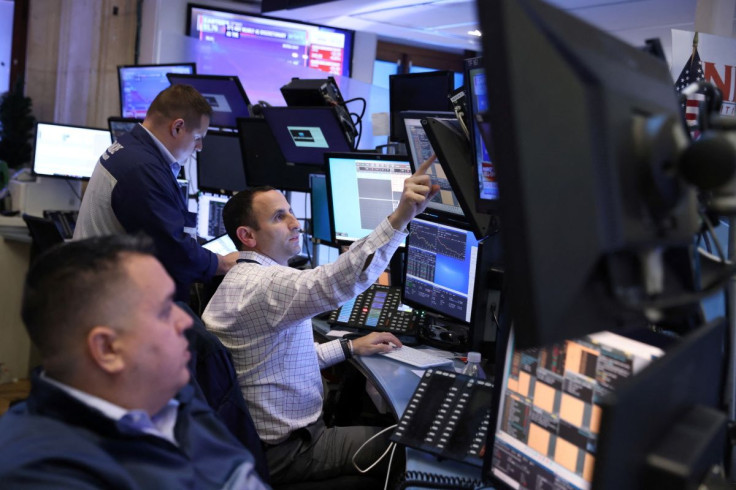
351 424 397 474
700 209 727 262
383 441 398 490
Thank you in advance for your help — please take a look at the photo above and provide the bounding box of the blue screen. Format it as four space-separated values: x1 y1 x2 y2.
326 154 411 243
403 218 480 323
119 64 195 119
310 174 333 243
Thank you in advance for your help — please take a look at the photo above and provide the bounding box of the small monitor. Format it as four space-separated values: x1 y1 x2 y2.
118 63 195 119
196 130 245 194
401 110 464 218
488 327 666 490
325 152 411 244
389 71 454 143
197 191 230 241
260 106 352 166
464 56 499 212
401 217 481 323
166 73 250 129
237 117 315 192
309 173 335 245
202 233 238 255
32 122 112 180
108 116 141 142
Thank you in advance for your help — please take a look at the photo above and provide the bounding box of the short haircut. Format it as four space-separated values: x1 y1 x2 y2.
222 186 275 250
146 84 213 130
22 234 155 358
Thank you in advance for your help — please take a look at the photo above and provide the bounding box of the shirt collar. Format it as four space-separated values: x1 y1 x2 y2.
238 250 280 267
139 123 180 177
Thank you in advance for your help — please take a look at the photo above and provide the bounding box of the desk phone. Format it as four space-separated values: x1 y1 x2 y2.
391 368 494 467
327 284 424 336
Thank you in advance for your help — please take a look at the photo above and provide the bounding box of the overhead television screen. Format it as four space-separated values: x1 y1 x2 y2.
187 5 354 78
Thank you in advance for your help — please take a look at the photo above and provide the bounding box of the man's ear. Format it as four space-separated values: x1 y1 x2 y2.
171 118 185 138
236 225 256 249
87 326 125 374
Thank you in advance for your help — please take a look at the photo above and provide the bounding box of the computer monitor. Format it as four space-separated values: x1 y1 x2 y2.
118 63 195 119
197 191 230 241
108 116 141 142
260 106 353 166
477 0 700 349
401 217 482 324
202 233 238 255
487 327 666 490
166 73 250 130
32 122 112 180
400 110 465 219
237 117 315 192
324 152 411 244
309 173 335 245
196 130 245 194
464 56 499 213
389 71 454 143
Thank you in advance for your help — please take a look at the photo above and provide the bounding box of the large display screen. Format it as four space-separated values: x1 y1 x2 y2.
118 63 195 119
187 5 354 78
32 122 112 180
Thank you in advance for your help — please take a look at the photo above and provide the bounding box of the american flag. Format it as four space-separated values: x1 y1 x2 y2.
674 32 705 139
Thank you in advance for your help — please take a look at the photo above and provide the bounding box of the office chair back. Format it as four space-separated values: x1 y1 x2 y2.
22 214 65 259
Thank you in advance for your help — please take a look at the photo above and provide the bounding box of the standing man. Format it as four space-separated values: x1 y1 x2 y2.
203 156 439 484
74 84 238 301
0 235 268 489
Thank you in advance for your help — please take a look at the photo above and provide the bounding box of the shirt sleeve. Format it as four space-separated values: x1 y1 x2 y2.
315 340 346 369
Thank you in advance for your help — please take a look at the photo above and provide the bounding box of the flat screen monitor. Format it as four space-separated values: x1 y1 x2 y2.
196 130 245 194
197 191 229 241
464 56 499 212
108 116 141 142
202 233 238 255
309 173 334 245
237 117 315 192
488 327 665 490
166 73 250 129
401 217 481 323
32 122 112 180
118 63 195 119
477 0 699 349
325 152 411 244
401 110 464 218
261 106 352 166
187 5 354 78
389 71 454 143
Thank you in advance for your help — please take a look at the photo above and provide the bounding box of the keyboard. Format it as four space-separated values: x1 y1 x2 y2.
379 345 454 369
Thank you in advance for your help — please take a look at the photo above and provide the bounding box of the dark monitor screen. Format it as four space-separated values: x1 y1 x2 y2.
108 117 141 143
402 217 481 323
196 130 245 193
166 73 250 129
32 122 112 180
401 110 464 218
237 117 315 192
187 5 354 78
197 190 229 241
325 152 411 244
488 327 666 490
477 0 699 349
309 173 334 245
118 63 195 119
261 106 352 166
465 56 499 211
389 71 454 143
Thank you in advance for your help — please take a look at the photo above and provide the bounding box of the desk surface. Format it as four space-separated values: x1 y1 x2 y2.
314 320 485 486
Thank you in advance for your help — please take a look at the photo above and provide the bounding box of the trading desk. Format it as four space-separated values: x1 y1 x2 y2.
313 319 484 486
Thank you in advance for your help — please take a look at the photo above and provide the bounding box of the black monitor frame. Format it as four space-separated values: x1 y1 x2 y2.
165 73 251 130
236 117 316 193
117 62 196 119
196 130 245 195
389 70 454 143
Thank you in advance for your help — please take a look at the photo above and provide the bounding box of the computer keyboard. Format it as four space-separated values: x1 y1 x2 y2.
379 345 454 369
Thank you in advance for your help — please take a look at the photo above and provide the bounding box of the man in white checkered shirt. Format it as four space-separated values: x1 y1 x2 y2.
203 156 440 485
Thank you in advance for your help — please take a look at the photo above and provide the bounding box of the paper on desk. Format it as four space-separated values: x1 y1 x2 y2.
325 329 354 338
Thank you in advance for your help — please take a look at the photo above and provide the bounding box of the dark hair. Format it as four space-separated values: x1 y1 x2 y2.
146 84 213 130
22 234 155 358
222 186 275 250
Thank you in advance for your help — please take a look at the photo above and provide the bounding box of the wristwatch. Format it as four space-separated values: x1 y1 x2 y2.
340 338 353 359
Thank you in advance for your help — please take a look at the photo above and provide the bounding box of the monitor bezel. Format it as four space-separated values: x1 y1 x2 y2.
165 73 251 130
31 121 111 181
117 62 196 119
324 151 411 246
